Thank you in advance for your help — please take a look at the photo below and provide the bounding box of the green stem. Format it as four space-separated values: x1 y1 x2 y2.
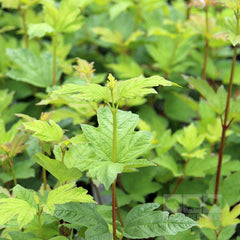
42 168 47 190
171 156 191 196
186 0 191 20
202 6 209 80
10 161 17 186
19 8 29 48
111 90 118 240
52 35 58 86
70 228 73 240
112 110 117 164
164 39 181 79
37 210 46 240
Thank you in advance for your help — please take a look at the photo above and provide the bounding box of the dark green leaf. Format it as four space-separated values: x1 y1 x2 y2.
55 202 111 240
123 203 198 238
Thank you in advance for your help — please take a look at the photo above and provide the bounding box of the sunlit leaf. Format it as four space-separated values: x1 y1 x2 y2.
44 182 95 215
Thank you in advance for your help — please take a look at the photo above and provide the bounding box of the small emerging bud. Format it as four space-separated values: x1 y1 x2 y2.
34 192 40 205
73 58 95 82
107 73 116 89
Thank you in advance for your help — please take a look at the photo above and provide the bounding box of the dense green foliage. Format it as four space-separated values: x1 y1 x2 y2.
0 0 240 239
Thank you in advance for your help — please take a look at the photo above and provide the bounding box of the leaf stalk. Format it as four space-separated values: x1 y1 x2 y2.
214 11 239 204
202 6 209 80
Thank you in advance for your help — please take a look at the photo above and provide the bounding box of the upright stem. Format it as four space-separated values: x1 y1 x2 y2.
42 168 47 190
52 35 58 86
115 195 124 227
214 11 239 204
186 0 191 20
10 160 17 186
164 39 181 79
112 179 117 240
111 105 117 240
19 9 29 48
214 44 238 204
37 210 46 240
171 156 191 196
202 6 209 80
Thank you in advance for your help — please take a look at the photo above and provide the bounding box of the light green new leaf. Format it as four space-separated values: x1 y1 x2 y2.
42 0 84 33
28 23 55 39
13 184 36 208
55 202 111 240
184 76 227 114
107 55 143 79
123 203 198 239
6 49 61 87
34 152 82 183
92 27 123 45
110 1 133 19
88 161 125 189
147 36 192 73
23 119 63 142
198 214 217 230
0 198 36 228
80 107 154 189
177 123 204 153
47 75 175 105
44 182 95 215
0 90 14 115
0 0 19 9
117 76 176 101
50 83 106 102
82 107 152 163
221 204 240 227
154 155 181 177
54 143 93 169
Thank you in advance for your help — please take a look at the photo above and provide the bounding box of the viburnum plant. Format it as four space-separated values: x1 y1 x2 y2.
1 0 240 239
0 72 198 239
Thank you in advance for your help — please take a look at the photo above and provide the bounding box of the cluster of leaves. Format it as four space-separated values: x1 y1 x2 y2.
1 0 240 239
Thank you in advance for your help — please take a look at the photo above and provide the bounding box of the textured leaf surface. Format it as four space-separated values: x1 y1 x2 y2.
6 49 61 87
28 23 55 39
185 76 227 114
47 75 175 104
124 203 198 239
221 204 240 227
80 107 154 189
117 76 175 100
34 152 82 183
55 202 111 240
13 184 36 208
44 182 95 214
0 198 36 228
177 123 204 153
23 119 63 143
42 0 84 33
8 232 36 240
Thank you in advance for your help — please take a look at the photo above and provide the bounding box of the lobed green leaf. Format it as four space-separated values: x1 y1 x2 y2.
23 119 63 143
123 203 198 238
44 182 95 215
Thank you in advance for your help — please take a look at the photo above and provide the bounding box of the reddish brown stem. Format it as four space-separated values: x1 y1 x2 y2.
171 157 191 196
115 195 124 228
112 180 117 240
214 44 238 204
